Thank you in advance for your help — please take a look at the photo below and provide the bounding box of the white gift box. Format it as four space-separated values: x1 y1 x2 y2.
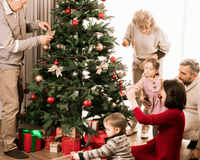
88 120 99 131
50 142 61 153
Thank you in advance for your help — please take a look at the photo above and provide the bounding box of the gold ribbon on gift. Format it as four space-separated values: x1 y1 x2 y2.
48 65 63 77
96 62 109 75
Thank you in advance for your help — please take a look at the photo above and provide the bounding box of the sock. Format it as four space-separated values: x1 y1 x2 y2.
4 148 29 159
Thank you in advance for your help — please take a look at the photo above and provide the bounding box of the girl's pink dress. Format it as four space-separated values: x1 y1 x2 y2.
128 75 167 114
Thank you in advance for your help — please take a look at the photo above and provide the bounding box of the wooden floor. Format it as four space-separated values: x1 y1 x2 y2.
0 120 193 160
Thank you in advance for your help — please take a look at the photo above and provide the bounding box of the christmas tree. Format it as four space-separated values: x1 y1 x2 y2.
19 0 134 138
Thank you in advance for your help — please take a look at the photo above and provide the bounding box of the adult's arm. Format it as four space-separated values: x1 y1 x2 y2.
156 28 171 55
133 107 180 126
0 14 40 53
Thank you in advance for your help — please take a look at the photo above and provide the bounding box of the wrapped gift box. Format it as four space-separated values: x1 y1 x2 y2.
45 127 59 137
62 136 81 155
88 120 99 131
18 128 43 152
44 136 55 149
84 130 108 148
62 127 81 138
50 142 61 153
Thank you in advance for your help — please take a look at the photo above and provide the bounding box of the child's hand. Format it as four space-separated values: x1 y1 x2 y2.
72 153 80 160
122 39 129 47
119 90 126 97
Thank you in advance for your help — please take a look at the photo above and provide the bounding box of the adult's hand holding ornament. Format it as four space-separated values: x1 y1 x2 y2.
41 29 56 50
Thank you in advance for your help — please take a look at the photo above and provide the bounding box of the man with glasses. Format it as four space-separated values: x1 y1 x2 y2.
0 0 53 159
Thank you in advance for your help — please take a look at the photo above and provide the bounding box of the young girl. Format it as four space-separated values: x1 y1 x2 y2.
121 58 167 137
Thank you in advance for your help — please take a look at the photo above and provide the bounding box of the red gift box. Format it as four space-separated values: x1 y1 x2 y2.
18 129 42 152
44 136 55 149
62 136 81 155
84 130 108 148
81 145 93 152
45 127 59 137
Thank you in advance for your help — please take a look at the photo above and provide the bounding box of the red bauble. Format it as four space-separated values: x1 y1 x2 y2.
54 60 60 65
110 56 116 63
47 96 55 104
65 8 71 14
72 20 78 26
31 93 36 100
112 75 117 79
119 80 122 85
102 0 106 1
98 12 105 19
83 100 91 108
23 88 29 94
158 94 162 99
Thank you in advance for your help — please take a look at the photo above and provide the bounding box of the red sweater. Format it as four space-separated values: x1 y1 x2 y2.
131 107 185 160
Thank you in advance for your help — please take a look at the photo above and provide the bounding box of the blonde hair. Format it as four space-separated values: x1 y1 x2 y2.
132 9 155 30
103 112 126 132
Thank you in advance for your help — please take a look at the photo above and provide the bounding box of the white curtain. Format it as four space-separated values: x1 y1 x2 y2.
22 0 56 109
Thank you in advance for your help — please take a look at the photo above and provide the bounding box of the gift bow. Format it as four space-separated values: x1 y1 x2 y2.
18 128 43 139
48 65 63 77
96 62 109 75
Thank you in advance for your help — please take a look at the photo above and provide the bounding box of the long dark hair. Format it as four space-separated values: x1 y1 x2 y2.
164 79 186 110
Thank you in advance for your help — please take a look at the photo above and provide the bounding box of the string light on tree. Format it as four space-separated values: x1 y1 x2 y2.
47 96 55 104
95 42 103 51
83 100 91 108
31 93 36 100
65 8 71 14
98 12 105 19
72 20 78 26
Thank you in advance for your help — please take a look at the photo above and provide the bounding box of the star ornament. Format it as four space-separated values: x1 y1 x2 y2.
48 65 63 77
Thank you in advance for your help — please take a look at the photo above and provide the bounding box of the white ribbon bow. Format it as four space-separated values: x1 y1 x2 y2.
96 62 109 75
48 65 63 77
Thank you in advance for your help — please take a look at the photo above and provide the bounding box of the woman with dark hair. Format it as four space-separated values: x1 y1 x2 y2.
125 79 186 160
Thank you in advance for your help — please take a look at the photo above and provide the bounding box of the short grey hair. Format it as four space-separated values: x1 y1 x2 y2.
180 59 200 75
